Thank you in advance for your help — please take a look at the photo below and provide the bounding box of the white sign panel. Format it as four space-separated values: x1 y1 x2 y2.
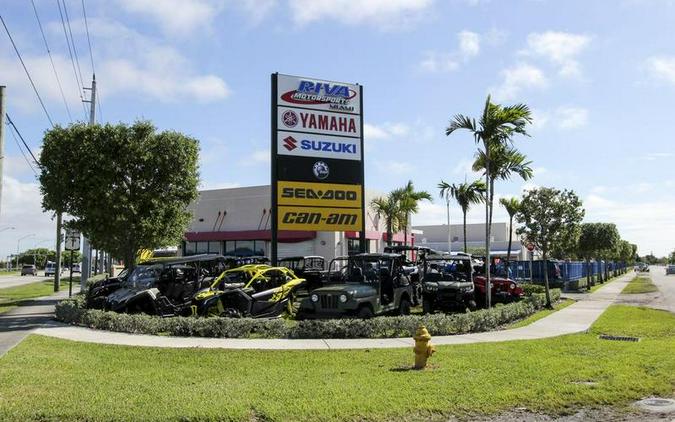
277 131 361 161
277 74 360 114
277 106 361 138
64 229 81 251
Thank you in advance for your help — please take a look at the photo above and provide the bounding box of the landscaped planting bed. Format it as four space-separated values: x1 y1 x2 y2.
55 290 560 339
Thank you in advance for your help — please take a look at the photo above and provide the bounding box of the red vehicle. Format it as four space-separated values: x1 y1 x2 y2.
471 258 524 305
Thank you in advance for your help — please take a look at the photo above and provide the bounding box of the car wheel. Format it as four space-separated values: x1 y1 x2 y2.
467 300 477 312
398 298 411 316
357 306 374 319
422 300 433 315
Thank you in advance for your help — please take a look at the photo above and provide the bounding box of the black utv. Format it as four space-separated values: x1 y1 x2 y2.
420 253 477 313
86 254 227 316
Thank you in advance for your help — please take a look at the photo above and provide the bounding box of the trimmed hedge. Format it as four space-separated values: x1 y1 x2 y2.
55 290 560 339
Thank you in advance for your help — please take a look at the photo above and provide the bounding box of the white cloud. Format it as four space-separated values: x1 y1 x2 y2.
645 56 675 86
458 30 480 59
491 63 548 101
116 0 225 35
584 193 675 256
556 106 588 129
418 52 459 73
522 31 591 77
418 30 481 73
375 160 415 174
641 152 674 161
364 122 411 141
288 0 433 28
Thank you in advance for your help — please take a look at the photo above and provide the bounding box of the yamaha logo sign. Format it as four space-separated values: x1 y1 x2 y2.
272 73 364 243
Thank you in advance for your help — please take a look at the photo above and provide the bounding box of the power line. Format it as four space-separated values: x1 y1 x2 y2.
56 0 87 119
6 120 38 176
6 114 41 167
30 0 73 123
81 0 95 74
62 0 86 98
0 14 54 127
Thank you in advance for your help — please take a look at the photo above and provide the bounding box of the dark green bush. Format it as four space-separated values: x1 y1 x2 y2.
55 290 560 339
520 283 546 296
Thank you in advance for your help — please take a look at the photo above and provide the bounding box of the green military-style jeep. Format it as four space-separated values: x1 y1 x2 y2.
299 253 414 319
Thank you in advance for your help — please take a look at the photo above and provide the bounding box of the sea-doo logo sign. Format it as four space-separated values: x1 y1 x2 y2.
283 136 297 151
277 131 360 161
278 181 361 208
313 161 330 180
277 76 360 114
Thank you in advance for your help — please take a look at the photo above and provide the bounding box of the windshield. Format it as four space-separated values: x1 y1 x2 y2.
123 264 162 289
425 259 471 282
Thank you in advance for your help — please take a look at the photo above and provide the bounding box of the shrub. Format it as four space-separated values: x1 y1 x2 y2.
520 283 545 296
55 290 560 339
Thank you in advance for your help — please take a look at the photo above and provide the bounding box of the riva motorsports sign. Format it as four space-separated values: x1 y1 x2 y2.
271 73 364 240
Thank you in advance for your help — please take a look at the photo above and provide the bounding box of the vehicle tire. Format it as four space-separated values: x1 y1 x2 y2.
422 299 433 315
357 306 374 319
398 298 411 316
467 300 477 312
220 308 242 318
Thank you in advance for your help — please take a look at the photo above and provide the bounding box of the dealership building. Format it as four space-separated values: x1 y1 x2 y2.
179 185 524 262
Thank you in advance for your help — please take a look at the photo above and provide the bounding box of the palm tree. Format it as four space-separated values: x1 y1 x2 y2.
446 95 532 308
438 180 486 253
397 180 432 247
499 196 521 268
473 143 533 230
371 192 403 247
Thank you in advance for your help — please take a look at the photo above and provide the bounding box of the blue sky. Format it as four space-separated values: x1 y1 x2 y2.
1 0 674 259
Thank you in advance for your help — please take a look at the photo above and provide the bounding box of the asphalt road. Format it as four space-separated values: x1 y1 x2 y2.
0 274 52 289
648 265 675 313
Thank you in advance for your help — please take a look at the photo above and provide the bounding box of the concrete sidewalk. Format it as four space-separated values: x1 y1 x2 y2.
0 288 78 356
29 273 634 351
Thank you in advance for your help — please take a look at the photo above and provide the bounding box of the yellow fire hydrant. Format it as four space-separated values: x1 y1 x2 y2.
413 325 435 369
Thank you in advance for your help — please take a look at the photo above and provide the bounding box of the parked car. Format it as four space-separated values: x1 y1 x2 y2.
192 266 305 318
636 263 650 272
86 254 227 316
473 262 524 305
420 253 476 313
44 262 62 277
666 265 675 275
299 253 415 319
20 265 37 276
278 256 326 292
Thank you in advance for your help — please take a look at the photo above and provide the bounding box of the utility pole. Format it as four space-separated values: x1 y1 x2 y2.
80 74 96 289
446 196 451 254
54 213 62 291
0 86 5 219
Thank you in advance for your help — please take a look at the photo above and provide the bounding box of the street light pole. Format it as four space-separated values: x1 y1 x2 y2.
16 233 35 270
446 196 452 254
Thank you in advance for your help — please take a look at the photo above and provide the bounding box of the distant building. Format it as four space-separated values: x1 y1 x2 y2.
180 185 414 261
412 222 525 260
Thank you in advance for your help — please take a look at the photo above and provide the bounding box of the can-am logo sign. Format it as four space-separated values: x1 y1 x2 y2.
279 79 359 113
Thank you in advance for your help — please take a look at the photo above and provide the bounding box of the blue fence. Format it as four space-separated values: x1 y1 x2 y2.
510 259 627 289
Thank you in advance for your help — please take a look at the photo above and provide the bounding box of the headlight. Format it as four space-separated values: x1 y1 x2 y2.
510 283 516 290
311 294 319 303
424 284 438 291
339 294 348 303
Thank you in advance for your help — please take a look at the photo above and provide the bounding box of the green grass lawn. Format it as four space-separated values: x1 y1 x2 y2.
0 280 57 314
506 298 576 329
0 271 20 277
0 305 673 421
621 276 658 294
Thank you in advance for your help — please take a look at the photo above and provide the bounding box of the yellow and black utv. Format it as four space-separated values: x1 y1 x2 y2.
192 266 305 318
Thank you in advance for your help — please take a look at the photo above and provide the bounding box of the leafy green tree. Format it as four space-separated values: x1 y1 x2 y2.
446 95 532 307
397 180 432 247
438 179 486 252
499 197 521 267
669 250 675 264
516 187 584 307
594 223 620 282
371 192 403 247
40 121 200 270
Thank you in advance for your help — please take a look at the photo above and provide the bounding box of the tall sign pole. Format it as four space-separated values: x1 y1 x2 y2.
81 74 96 288
0 86 5 219
271 74 364 260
